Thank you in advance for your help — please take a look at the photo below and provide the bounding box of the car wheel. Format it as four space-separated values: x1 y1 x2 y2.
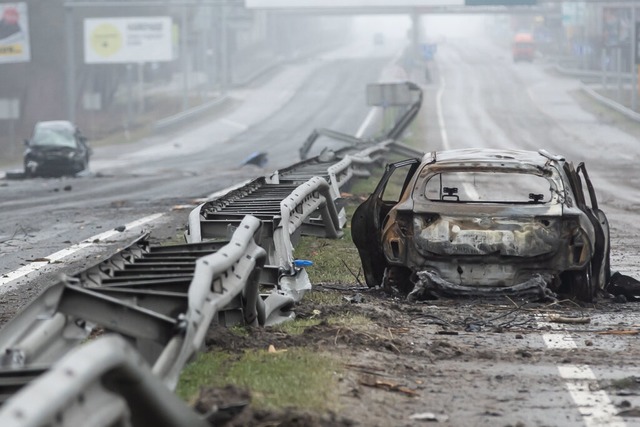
565 264 594 302
383 266 413 295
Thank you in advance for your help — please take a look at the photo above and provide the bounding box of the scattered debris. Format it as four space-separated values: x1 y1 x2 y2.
617 408 640 417
409 412 449 422
63 185 72 191
171 204 196 211
358 375 419 397
606 272 640 302
547 314 591 324
241 151 268 168
267 344 287 354
114 225 126 232
597 330 640 336
343 293 364 304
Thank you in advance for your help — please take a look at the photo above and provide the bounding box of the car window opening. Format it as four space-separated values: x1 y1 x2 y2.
31 128 77 149
424 171 552 204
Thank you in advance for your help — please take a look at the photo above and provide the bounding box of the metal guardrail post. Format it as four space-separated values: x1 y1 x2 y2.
153 215 266 389
273 176 342 272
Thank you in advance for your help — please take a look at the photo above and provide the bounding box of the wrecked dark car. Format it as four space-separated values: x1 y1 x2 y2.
23 120 91 177
352 148 610 301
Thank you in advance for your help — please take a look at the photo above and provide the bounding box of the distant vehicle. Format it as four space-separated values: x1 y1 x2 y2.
23 121 91 177
512 32 535 62
352 149 611 302
373 32 384 46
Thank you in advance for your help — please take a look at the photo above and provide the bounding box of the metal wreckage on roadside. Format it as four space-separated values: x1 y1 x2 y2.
1 80 638 426
352 147 640 302
0 82 423 427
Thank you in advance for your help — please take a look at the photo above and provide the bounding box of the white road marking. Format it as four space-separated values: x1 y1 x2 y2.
356 107 378 138
434 77 479 200
436 75 449 150
221 118 248 131
0 213 163 287
543 332 627 426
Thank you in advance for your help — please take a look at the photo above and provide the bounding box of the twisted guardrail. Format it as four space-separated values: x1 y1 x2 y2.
0 82 423 426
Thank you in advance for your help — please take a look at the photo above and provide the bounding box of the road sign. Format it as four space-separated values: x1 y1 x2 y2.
84 17 172 64
421 43 437 61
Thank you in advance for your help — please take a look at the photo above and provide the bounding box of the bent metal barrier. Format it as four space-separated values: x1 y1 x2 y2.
0 82 423 426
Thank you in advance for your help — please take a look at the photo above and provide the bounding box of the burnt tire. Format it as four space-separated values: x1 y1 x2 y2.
564 264 594 302
383 266 413 295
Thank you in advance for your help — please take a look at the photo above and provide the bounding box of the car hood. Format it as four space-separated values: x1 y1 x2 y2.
29 145 78 154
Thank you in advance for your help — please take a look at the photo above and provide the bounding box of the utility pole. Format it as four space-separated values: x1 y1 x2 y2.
632 5 638 111
181 5 189 111
65 2 76 123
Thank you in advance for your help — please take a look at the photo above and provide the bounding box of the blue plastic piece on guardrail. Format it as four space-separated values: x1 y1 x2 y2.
294 259 313 267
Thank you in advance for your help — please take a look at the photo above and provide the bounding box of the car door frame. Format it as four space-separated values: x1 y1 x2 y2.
351 158 421 288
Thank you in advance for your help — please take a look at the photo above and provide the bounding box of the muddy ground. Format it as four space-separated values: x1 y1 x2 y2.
192 281 640 426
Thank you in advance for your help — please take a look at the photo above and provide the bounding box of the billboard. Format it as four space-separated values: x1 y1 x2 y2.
84 17 172 64
0 3 30 64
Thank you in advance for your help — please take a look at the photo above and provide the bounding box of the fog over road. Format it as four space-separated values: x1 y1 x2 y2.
426 37 640 278
2 30 640 426
0 37 400 310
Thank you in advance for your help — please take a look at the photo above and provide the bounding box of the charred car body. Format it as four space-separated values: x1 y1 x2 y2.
23 121 91 177
352 148 610 301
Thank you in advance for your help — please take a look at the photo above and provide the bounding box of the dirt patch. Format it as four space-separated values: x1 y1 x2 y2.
193 385 354 427
201 283 640 426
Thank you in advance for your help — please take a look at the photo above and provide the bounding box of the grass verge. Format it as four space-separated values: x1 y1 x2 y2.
177 348 339 412
175 114 423 416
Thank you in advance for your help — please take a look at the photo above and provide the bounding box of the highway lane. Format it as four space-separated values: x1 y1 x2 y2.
430 37 640 276
1 30 640 426
402 35 640 426
0 37 403 319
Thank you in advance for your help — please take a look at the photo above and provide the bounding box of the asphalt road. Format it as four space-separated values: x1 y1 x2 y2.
0 37 401 318
380 36 640 426
2 33 640 426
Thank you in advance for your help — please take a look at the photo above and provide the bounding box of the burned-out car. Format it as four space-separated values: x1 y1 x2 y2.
23 120 91 177
352 148 610 301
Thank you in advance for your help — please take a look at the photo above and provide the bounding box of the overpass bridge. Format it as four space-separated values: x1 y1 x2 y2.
245 0 546 15
245 0 549 71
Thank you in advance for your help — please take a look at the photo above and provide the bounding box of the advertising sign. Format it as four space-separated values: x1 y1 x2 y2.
0 3 30 64
84 17 172 64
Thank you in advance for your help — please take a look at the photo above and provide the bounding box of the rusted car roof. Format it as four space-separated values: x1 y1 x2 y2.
423 148 561 169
